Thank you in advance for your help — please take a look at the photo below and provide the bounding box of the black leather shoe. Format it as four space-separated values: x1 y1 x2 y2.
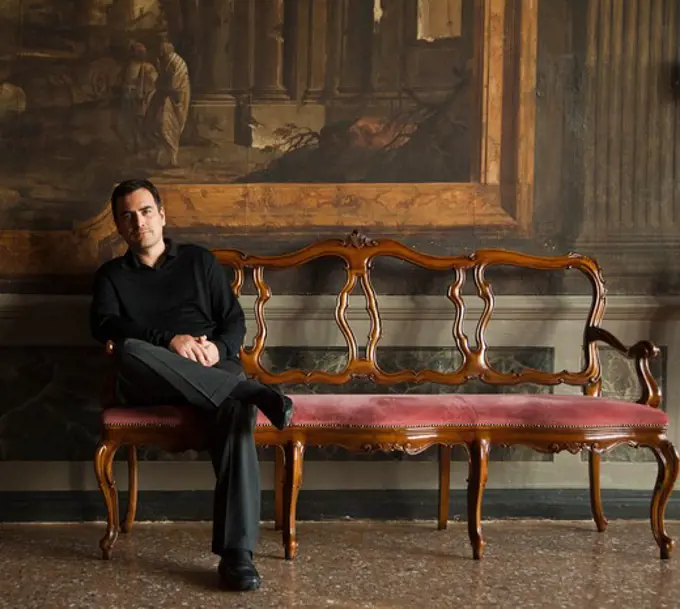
268 389 294 431
218 551 261 592
232 381 294 430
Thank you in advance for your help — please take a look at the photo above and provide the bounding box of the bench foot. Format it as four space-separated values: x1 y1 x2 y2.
121 445 138 534
94 440 121 560
438 445 451 530
660 542 674 560
467 439 490 560
588 452 608 532
283 440 305 561
650 439 679 559
274 446 285 532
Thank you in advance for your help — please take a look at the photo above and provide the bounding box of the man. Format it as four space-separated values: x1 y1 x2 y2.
89 178 292 592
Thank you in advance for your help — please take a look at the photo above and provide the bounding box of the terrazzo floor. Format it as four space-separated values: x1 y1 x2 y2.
0 520 677 608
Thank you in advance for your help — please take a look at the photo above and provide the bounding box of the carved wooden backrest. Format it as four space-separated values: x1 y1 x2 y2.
212 231 607 391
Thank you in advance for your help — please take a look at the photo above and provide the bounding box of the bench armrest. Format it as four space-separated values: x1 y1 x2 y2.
586 326 662 408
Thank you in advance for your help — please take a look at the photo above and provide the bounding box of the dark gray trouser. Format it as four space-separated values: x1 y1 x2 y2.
115 338 260 555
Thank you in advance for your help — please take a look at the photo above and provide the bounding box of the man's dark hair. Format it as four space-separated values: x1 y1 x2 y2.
110 179 162 217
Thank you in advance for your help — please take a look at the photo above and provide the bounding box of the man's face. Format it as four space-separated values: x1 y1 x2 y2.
114 188 166 252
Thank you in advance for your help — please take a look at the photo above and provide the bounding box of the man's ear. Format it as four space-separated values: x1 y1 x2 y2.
160 206 166 227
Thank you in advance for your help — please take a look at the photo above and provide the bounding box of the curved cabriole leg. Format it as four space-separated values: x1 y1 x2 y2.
121 445 138 534
467 439 490 560
94 440 121 560
588 452 608 532
650 439 679 559
283 440 305 560
274 445 285 531
438 445 451 530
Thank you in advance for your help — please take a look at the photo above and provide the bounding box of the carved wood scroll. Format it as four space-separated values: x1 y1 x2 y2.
212 230 661 406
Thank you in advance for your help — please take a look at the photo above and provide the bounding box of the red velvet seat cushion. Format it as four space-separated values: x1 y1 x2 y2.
102 405 203 428
266 394 667 428
103 394 667 430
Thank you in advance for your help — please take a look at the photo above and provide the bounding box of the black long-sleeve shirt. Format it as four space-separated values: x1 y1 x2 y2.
89 239 246 361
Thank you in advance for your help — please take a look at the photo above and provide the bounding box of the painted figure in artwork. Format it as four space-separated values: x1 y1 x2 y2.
116 41 158 153
146 41 190 167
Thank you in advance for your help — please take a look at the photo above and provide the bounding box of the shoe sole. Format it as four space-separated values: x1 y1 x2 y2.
219 577 261 592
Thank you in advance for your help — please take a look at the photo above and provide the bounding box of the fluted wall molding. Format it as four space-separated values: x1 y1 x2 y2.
581 0 679 241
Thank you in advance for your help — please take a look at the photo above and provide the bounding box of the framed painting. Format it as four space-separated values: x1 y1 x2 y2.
0 0 537 278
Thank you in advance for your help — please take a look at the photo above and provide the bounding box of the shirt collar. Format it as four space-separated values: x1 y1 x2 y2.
123 238 178 270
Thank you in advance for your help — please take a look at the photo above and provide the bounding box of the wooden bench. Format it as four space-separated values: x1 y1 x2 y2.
95 231 677 561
